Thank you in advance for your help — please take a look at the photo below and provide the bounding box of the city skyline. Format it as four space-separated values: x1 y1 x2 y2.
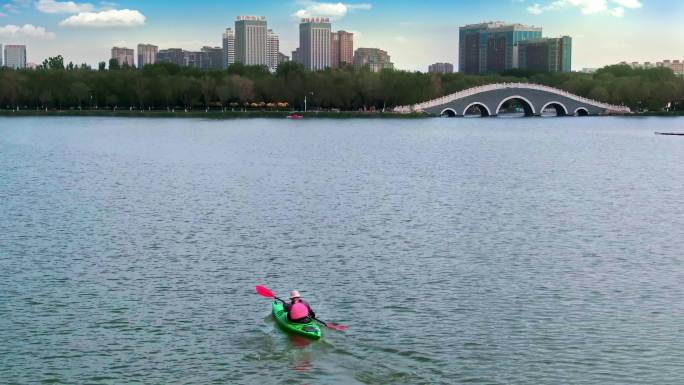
0 0 682 71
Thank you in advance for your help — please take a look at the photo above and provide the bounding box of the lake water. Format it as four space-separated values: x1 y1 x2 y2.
1 116 684 385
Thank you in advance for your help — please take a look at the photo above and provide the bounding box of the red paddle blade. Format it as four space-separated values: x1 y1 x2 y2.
256 285 276 298
326 323 349 331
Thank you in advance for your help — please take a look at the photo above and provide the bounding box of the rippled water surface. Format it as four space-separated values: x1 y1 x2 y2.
2 116 684 384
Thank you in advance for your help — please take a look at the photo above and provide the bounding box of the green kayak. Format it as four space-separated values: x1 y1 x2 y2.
272 301 322 340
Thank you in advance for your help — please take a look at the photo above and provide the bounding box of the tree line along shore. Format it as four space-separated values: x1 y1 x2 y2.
1 56 683 114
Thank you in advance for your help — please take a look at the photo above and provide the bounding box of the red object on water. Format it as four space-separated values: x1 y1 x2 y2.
256 285 275 298
324 322 349 331
287 114 304 119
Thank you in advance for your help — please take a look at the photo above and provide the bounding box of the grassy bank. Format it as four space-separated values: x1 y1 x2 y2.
0 109 430 119
632 111 684 117
3 109 683 119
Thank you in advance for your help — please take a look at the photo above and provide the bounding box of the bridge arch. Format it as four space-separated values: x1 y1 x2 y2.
541 101 569 117
574 107 589 116
394 83 631 116
496 95 536 116
440 108 458 117
462 102 491 117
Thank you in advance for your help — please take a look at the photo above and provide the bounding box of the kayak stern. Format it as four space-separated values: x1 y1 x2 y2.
272 301 322 340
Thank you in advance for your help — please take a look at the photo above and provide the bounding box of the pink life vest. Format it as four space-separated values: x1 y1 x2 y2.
289 302 309 320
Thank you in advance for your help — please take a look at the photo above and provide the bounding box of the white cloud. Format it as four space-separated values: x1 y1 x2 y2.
36 0 94 14
346 3 372 11
3 4 20 13
0 24 56 39
99 1 119 11
395 36 408 44
610 6 625 16
3 0 32 13
527 0 641 16
527 4 543 14
346 29 362 38
59 9 145 28
612 0 641 8
293 1 372 19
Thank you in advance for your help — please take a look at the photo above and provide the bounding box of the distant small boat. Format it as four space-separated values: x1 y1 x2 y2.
287 114 304 119
655 132 684 136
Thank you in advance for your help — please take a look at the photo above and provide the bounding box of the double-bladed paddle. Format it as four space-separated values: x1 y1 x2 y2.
255 285 349 331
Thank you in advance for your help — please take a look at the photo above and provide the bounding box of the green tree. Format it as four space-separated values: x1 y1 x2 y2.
134 76 149 109
39 90 53 109
2 60 683 113
199 76 216 109
229 75 254 104
45 55 65 70
176 76 200 109
216 76 233 110
1 71 26 109
109 59 120 71
71 82 90 109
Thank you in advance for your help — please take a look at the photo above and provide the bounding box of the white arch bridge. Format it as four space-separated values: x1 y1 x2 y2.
394 83 631 117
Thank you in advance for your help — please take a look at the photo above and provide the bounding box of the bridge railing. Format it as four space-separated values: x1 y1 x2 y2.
393 82 631 114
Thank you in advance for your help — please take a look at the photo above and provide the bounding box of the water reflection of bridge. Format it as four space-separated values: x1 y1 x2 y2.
394 83 631 117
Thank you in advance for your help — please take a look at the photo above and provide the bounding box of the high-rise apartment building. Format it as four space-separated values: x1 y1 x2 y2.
111 46 135 67
515 36 572 73
292 48 301 64
222 28 235 69
459 22 542 74
353 48 394 72
137 44 158 68
299 18 331 71
428 62 454 74
659 60 684 74
183 51 203 68
157 49 185 67
201 46 224 70
4 45 27 69
620 59 684 75
331 30 353 69
278 52 290 65
235 16 267 66
331 33 339 69
267 29 280 72
0 44 3 67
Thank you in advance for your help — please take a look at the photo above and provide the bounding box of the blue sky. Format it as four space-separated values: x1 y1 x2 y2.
1 0 683 71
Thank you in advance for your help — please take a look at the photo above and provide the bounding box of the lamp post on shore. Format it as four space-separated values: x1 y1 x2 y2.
304 92 314 112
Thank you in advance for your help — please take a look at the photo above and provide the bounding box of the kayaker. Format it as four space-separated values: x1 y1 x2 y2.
284 290 316 323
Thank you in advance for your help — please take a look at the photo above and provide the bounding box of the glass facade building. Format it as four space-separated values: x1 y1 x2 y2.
516 36 572 73
156 49 184 67
459 22 542 74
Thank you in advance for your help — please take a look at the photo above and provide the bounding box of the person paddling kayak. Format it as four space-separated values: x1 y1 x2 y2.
283 290 316 323
256 285 349 332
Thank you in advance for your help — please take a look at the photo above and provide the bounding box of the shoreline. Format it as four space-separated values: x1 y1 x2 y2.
0 110 429 119
1 110 682 119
